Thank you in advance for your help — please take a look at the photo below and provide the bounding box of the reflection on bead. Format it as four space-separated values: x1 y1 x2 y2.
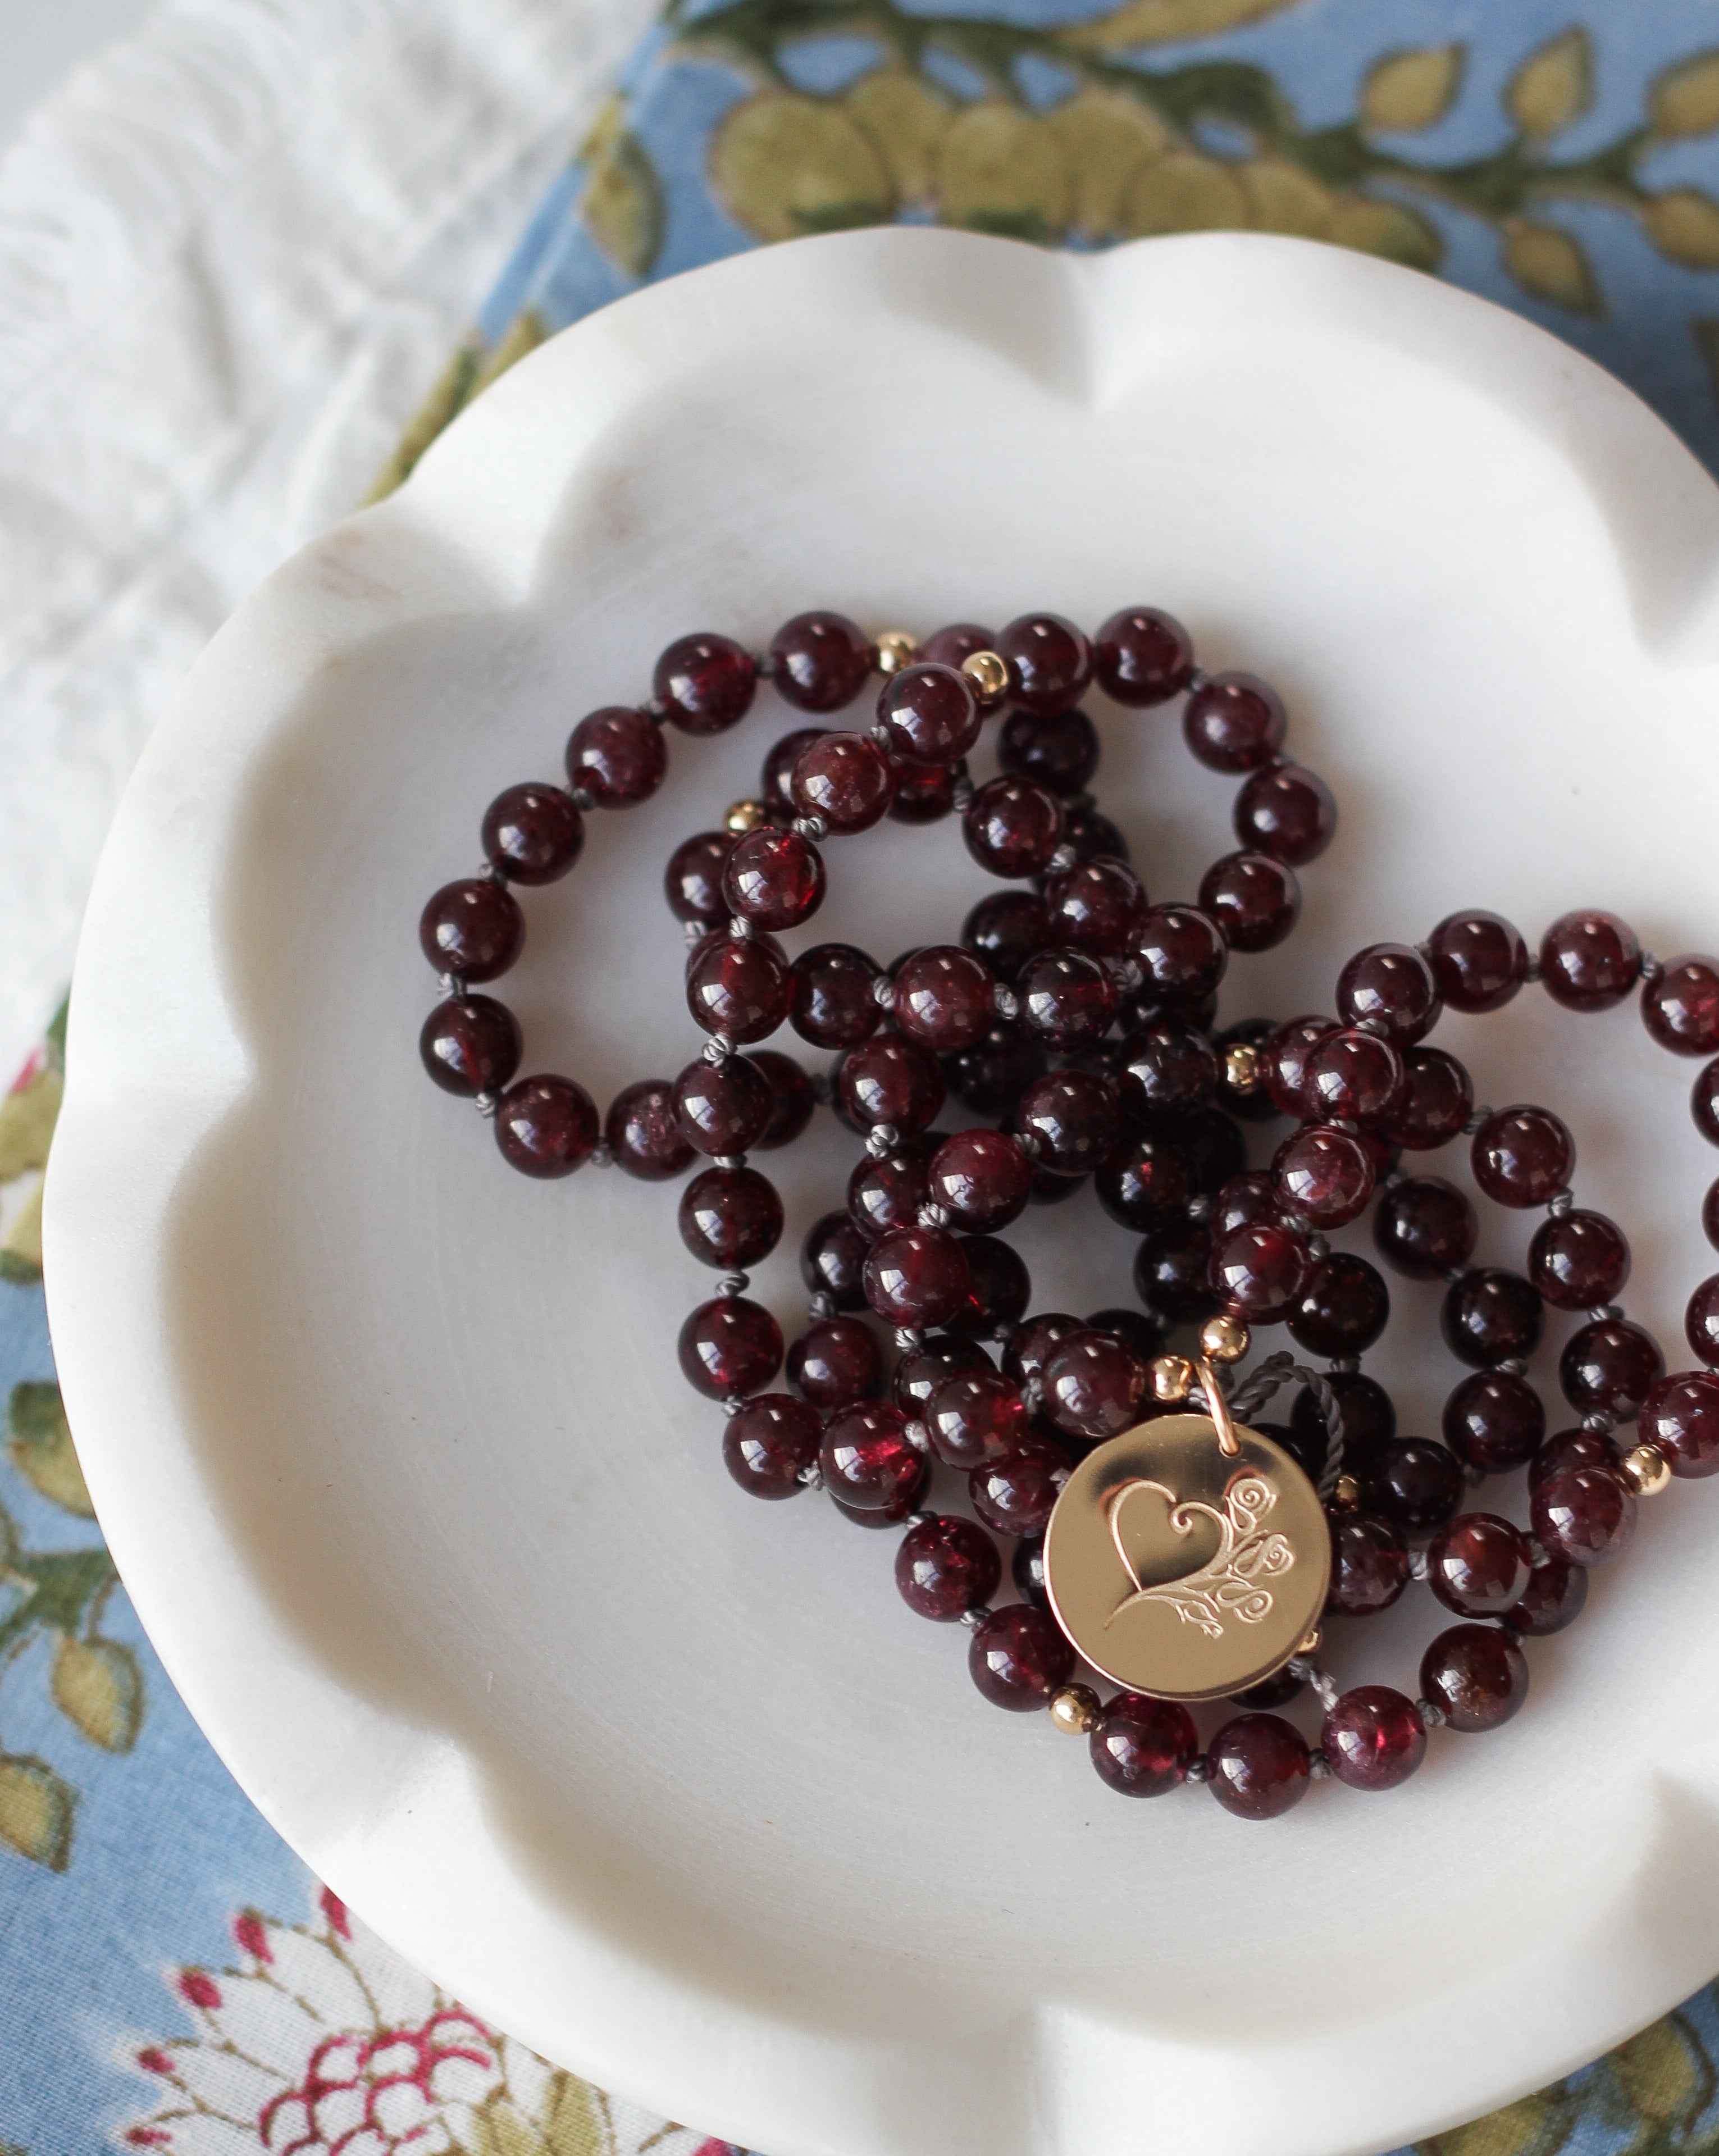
1091 1692 1199 1794
1206 1713 1311 1818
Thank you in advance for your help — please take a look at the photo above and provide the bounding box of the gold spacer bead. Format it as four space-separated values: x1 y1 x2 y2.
1048 1682 1102 1736
1298 1628 1321 1657
1623 1441 1672 1497
961 649 1010 708
1151 1353 1195 1405
1332 1473 1361 1512
723 799 771 836
873 630 918 676
1200 1312 1251 1365
1224 1041 1265 1095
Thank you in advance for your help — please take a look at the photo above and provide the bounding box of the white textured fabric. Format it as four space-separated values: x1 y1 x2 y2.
0 0 649 1075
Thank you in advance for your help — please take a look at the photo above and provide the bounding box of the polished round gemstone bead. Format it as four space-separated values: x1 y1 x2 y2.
1691 1277 1719 1366
1302 1028 1404 1125
1207 1713 1311 1819
494 1075 598 1177
664 831 733 926
1130 905 1228 1009
928 1129 1031 1233
925 1367 1028 1469
1322 1687 1426 1792
963 891 1051 982
1472 1104 1574 1207
1383 1047 1473 1150
801 1209 870 1311
1094 1128 1194 1232
999 706 1099 796
420 995 522 1096
1013 1068 1121 1174
1013 1534 1049 1607
1210 1220 1312 1323
753 1050 815 1151
1115 1020 1218 1123
787 1315 885 1413
1706 1179 1719 1251
1182 672 1286 773
1002 1311 1086 1389
1088 1307 1169 1366
1290 1371 1396 1470
1532 1464 1636 1566
685 933 792 1043
1091 1692 1199 1795
951 1234 1032 1337
419 878 525 983
1441 1268 1543 1369
1529 1426 1623 1492
893 946 996 1052
1134 1219 1218 1324
896 1515 1001 1621
837 1033 946 1136
888 762 957 824
1212 1170 1279 1240
679 1166 782 1269
1262 1015 1339 1118
1507 1552 1588 1636
653 632 757 733
723 827 826 929
1093 606 1193 705
672 1054 773 1156
820 1403 927 1509
920 621 997 670
1289 1252 1390 1358
1181 1107 1250 1197
970 1434 1072 1536
769 610 872 712
1327 1513 1410 1617
1560 1317 1663 1418
877 662 982 767
760 724 828 816
1421 1624 1528 1732
847 1148 931 1242
1427 909 1528 1013
1061 802 1131 864
893 1334 993 1416
963 775 1066 879
1539 909 1642 1012
1272 1124 1376 1229
1528 1209 1631 1310
1429 1513 1529 1617
1639 1372 1719 1476
1443 1370 1545 1474
482 783 584 885
1017 948 1118 1052
1374 1175 1478 1280
1198 851 1302 952
1045 859 1148 955
1337 941 1442 1045
945 1024 1047 1122
1694 1060 1719 1147
863 1226 974 1329
722 1393 822 1499
789 942 882 1050
1041 1328 1150 1442
1365 1437 1464 1534
996 611 1092 715
968 1603 1076 1710
1644 954 1719 1055
566 705 666 808
605 1078 694 1182
789 731 895 832
1233 761 1336 865
678 1296 783 1400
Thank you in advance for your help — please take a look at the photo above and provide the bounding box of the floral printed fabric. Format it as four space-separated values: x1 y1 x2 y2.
12 3 1719 2153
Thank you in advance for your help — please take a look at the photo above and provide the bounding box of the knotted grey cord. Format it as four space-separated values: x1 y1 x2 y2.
1218 1351 1347 1505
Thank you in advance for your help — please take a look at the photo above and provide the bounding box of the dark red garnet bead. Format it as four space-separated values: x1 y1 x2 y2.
877 662 981 766
1326 1514 1410 1617
751 1050 814 1150
566 705 666 808
678 1166 783 1269
963 776 1066 879
686 933 792 1044
1644 954 1719 1055
1097 1129 1195 1232
1374 1175 1477 1280
723 827 825 929
1131 904 1228 1005
820 1403 927 1510
1262 1015 1339 1118
920 622 996 669
494 1075 599 1177
1115 1019 1218 1122
420 996 522 1097
1093 605 1193 706
1002 1311 1086 1389
1291 1370 1395 1466
1273 1125 1376 1229
925 1367 1027 1469
952 1235 1032 1336
723 1394 822 1499
1013 1068 1121 1174
791 942 883 1050
1182 672 1286 773
801 1209 870 1311
1213 1170 1279 1239
1207 1713 1311 1820
1471 1105 1574 1207
1061 802 1130 864
1336 941 1442 1045
1288 1253 1389 1358
928 1129 1031 1233
888 763 957 824
1134 1219 1218 1324
1706 1178 1719 1250
787 1315 885 1414
1440 1268 1543 1369
1041 1329 1149 1442
1381 1047 1472 1151
894 946 997 1053
894 1334 993 1416
678 1296 783 1400
606 1078 695 1181
1322 1686 1426 1793
1533 1464 1636 1566
1365 1438 1464 1535
1421 1624 1529 1733
1000 707 1100 797
947 1025 1047 1122
1691 1277 1719 1366
1560 1318 1663 1419
1090 1693 1198 1796
1529 1426 1622 1492
838 1033 946 1136
420 879 525 983
996 611 1092 715
1302 1028 1404 1125
1694 1060 1719 1147
1443 1371 1545 1474
1198 851 1301 952
849 1148 931 1242
1018 948 1117 1052
1507 1552 1588 1637
1232 761 1336 865
769 610 872 713
664 832 733 926
968 1603 1075 1710
790 732 895 832
1210 1221 1312 1324
970 1435 1071 1536
863 1227 974 1330
896 1515 1001 1621
653 632 757 733
1426 909 1528 1014
1045 859 1147 955
673 1054 774 1156
761 724 827 816
1528 1209 1630 1310
1640 1370 1719 1477
964 890 1051 982
1539 909 1641 1012
1428 1514 1529 1617
482 783 584 885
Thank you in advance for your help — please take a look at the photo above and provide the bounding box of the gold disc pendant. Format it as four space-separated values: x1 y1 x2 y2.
1042 1409 1331 1703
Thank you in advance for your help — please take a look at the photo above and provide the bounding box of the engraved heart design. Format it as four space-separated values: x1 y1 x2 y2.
1106 1477 1223 1597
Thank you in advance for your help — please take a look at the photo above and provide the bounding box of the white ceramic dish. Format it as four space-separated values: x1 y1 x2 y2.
43 226 1719 2156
